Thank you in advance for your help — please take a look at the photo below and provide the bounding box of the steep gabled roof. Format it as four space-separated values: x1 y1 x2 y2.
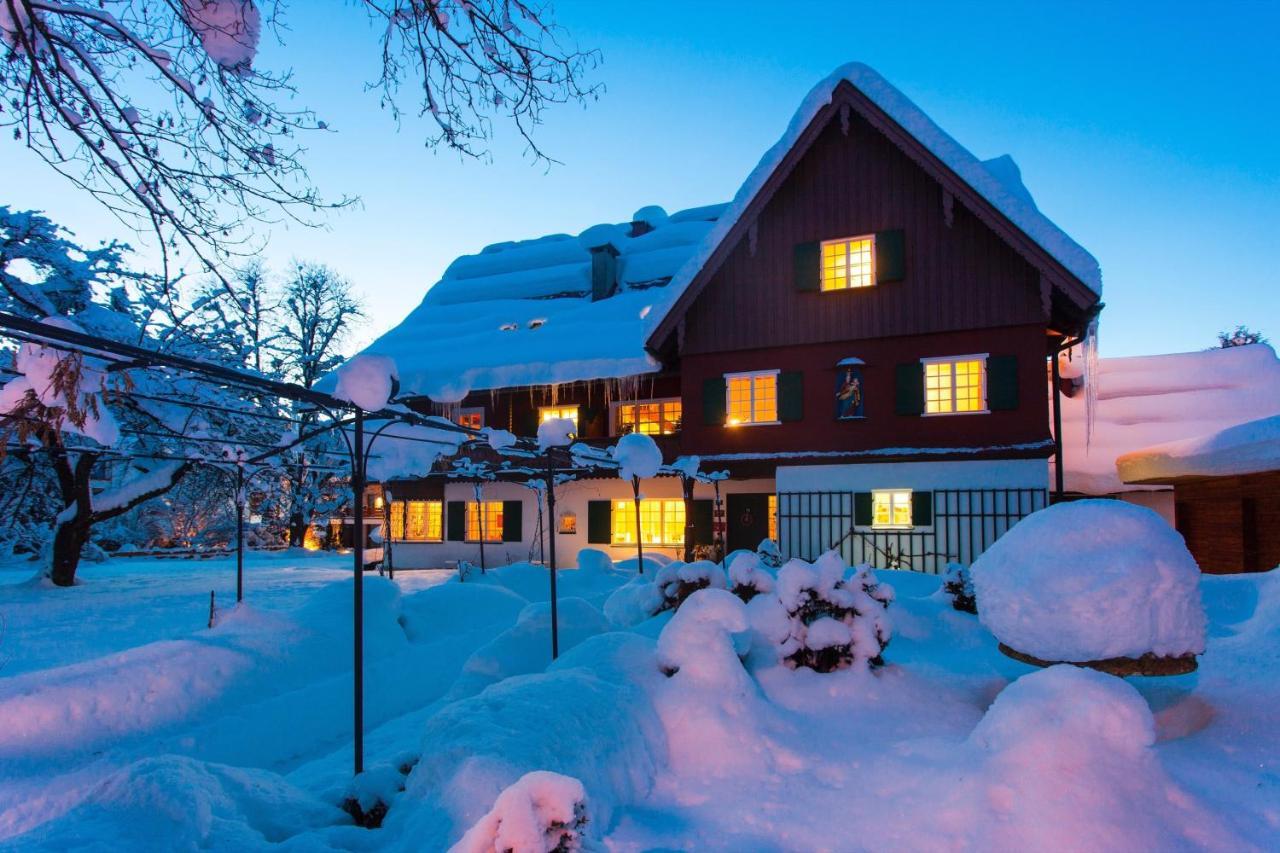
644 63 1102 351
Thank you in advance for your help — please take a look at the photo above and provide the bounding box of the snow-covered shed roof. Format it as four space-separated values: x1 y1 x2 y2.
644 62 1102 348
344 203 726 399
1060 344 1280 493
1116 414 1280 485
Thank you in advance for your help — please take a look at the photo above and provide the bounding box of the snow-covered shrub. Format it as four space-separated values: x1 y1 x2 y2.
727 551 775 603
610 432 663 480
342 760 415 829
942 562 977 614
449 770 590 853
601 575 666 628
971 500 1206 664
761 551 892 672
458 559 481 582
656 588 752 684
654 559 727 612
756 537 782 569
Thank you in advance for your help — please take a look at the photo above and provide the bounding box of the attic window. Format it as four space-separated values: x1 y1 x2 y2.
821 235 875 291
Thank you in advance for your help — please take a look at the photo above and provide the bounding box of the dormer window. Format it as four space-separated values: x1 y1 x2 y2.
539 405 579 431
821 235 875 291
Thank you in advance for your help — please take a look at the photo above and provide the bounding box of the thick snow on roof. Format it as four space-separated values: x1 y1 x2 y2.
1117 414 1280 484
346 204 725 399
645 63 1101 342
1061 344 1280 493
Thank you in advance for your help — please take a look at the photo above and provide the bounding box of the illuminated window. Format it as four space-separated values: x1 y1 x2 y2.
923 356 987 415
821 235 875 291
616 398 682 436
768 494 778 542
872 490 913 529
725 370 778 425
612 499 685 546
466 501 503 542
539 405 579 432
457 408 484 430
392 500 442 541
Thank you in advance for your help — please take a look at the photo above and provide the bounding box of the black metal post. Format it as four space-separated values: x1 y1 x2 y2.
235 466 244 603
682 474 696 563
1051 347 1065 501
632 476 644 574
352 409 365 776
546 454 559 659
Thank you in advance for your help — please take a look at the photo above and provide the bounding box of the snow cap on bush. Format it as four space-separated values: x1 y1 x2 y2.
333 353 399 411
449 770 589 853
655 559 727 610
657 587 751 687
611 431 663 480
971 500 1206 662
727 551 775 602
536 417 575 450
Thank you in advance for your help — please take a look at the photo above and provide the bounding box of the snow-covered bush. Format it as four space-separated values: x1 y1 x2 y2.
756 538 782 569
449 770 590 853
971 500 1206 665
654 560 727 612
756 551 892 673
458 559 482 582
727 551 776 603
610 432 663 480
942 562 977 614
657 588 751 684
342 760 415 829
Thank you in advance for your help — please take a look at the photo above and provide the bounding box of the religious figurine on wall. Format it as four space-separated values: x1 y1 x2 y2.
836 365 865 419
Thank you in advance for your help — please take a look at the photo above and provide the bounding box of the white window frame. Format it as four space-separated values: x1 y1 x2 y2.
457 407 485 430
920 353 989 417
610 397 683 437
871 489 914 530
820 234 876 291
724 369 781 427
611 498 686 547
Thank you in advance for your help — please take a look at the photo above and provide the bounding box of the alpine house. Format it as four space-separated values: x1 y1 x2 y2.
346 63 1103 573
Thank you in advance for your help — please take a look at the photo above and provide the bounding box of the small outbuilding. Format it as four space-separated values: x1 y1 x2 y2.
1117 415 1280 574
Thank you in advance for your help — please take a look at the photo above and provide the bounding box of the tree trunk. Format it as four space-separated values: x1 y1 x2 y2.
49 507 91 587
289 512 307 547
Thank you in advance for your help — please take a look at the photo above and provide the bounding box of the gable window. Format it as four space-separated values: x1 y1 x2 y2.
615 398 682 436
539 405 579 431
466 501 504 543
821 235 875 291
391 500 443 541
612 499 685 546
923 355 987 415
726 370 778 426
872 490 913 529
457 408 484 431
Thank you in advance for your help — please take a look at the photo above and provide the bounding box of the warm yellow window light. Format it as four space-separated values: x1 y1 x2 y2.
726 371 777 425
821 236 875 291
612 499 685 546
924 357 986 414
466 501 504 542
539 405 579 431
872 490 913 529
768 494 778 542
617 399 682 435
402 500 443 541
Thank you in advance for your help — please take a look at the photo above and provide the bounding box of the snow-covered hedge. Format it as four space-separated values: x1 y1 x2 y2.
942 562 977 614
450 770 590 853
971 500 1206 662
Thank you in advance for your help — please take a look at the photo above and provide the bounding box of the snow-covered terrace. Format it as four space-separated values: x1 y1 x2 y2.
1117 413 1280 484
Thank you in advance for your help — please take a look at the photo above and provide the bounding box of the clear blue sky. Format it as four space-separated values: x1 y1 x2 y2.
3 1 1277 357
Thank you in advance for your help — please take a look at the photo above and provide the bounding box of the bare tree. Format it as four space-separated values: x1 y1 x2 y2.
0 1 600 285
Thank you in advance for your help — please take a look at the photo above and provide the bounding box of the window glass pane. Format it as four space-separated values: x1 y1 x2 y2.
662 400 682 434
768 494 778 542
612 500 635 544
611 499 684 545
663 500 686 545
466 501 502 542
727 376 753 424
458 411 483 430
390 501 405 540
618 404 637 434
425 501 443 541
872 490 913 528
406 501 427 539
891 491 913 526
539 406 579 430
821 237 875 291
873 492 892 527
753 374 777 422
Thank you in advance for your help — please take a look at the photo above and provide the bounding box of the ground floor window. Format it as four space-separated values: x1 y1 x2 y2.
390 500 443 541
612 498 685 546
873 489 913 529
768 494 778 541
467 501 504 542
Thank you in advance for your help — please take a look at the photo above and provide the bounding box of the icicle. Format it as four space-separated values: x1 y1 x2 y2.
1083 316 1100 450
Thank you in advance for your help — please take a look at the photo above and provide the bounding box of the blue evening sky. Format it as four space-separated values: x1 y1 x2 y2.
3 1 1276 357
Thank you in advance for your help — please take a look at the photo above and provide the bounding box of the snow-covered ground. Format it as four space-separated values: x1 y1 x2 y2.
0 550 1276 850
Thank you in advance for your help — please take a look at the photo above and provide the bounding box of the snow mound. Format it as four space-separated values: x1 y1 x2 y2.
656 588 751 687
449 771 589 853
537 417 575 450
971 500 1206 662
726 551 775 601
611 432 663 480
1117 413 1280 484
333 353 398 411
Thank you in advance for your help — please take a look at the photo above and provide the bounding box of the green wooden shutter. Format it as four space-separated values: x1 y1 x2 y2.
911 491 934 527
446 501 466 541
501 500 523 542
586 500 611 544
778 371 804 422
515 407 537 437
793 241 821 291
894 363 924 415
875 229 906 283
987 355 1019 411
702 377 727 426
690 499 714 546
854 492 873 526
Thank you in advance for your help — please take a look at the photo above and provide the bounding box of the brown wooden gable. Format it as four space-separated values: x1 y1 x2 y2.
647 80 1100 356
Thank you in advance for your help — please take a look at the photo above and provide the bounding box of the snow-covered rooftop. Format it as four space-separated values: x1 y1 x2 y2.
1060 344 1280 493
1117 414 1280 484
346 203 727 399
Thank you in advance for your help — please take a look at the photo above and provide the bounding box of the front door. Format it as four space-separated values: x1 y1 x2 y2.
727 493 771 554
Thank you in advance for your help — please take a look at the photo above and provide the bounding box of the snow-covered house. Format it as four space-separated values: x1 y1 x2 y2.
347 63 1103 572
1055 343 1280 524
1116 413 1280 573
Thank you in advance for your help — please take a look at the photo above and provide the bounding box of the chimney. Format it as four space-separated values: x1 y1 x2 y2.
589 243 620 301
629 219 654 238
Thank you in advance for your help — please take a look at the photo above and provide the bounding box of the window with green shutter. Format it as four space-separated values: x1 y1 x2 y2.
702 377 727 426
986 355 1019 411
895 363 925 415
501 500 523 542
854 492 874 526
793 241 821 292
778 371 804 422
445 501 466 541
586 500 611 544
875 229 906 283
